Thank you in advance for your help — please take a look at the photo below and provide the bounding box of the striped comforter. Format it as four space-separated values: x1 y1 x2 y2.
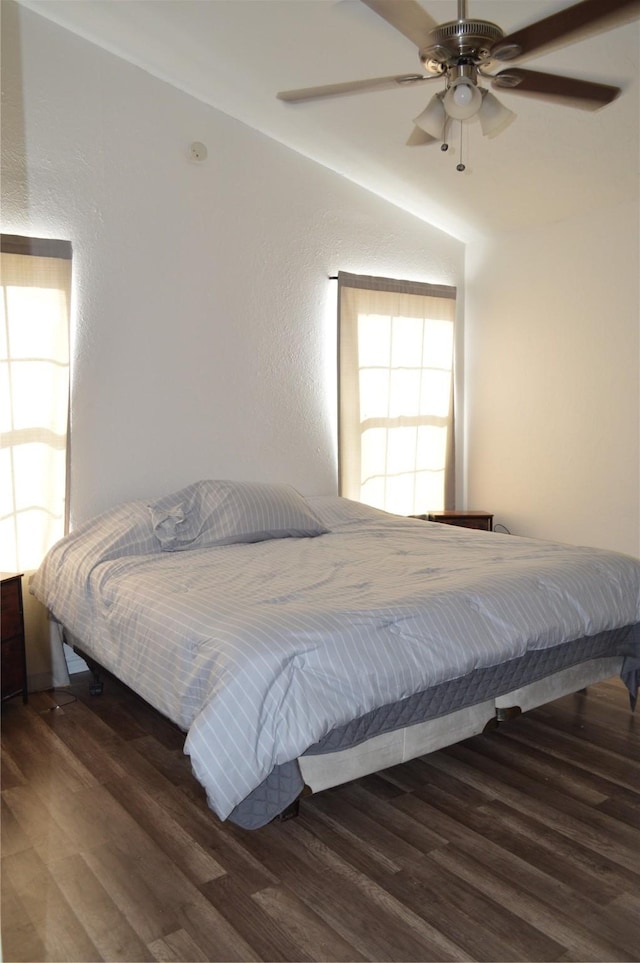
31 495 640 821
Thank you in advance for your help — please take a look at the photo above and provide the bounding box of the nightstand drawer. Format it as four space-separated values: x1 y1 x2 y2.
426 511 494 532
1 579 23 638
1 573 28 703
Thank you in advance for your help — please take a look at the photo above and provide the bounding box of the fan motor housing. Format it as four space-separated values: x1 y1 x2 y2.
420 19 504 72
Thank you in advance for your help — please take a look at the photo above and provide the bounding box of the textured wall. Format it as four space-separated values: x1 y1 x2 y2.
2 2 464 528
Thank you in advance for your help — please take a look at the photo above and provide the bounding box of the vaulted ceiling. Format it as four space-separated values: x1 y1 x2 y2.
15 0 640 241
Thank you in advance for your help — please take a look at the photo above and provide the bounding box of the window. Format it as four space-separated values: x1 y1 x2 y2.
338 271 456 516
1 235 72 572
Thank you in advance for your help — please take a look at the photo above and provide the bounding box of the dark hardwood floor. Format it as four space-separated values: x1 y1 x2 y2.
2 671 638 962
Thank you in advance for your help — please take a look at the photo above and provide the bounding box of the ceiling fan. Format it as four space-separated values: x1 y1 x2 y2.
276 0 640 169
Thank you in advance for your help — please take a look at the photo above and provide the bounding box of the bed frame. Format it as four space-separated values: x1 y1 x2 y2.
71 637 624 821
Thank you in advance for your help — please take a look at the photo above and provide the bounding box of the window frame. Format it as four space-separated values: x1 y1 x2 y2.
337 270 457 516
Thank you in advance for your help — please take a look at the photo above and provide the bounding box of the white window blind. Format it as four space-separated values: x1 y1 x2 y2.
338 271 456 517
1 236 72 572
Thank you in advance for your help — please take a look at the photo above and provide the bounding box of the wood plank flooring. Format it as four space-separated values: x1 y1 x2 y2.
2 672 638 962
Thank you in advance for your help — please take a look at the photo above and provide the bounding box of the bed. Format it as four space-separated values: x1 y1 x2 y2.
30 479 640 829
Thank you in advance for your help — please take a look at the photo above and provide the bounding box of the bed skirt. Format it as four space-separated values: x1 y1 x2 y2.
229 624 639 828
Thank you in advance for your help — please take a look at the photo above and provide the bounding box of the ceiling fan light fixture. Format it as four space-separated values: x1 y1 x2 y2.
478 90 516 138
443 77 483 120
413 91 447 139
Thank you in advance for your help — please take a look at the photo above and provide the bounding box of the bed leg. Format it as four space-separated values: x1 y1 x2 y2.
495 705 522 723
70 644 105 695
277 799 300 821
85 658 104 696
277 782 313 822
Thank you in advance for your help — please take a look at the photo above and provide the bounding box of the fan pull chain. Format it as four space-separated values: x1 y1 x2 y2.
441 117 449 153
457 121 466 172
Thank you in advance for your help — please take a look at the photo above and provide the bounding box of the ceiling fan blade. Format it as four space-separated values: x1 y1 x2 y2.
360 0 438 48
492 68 621 110
491 0 640 62
277 73 434 103
406 126 438 146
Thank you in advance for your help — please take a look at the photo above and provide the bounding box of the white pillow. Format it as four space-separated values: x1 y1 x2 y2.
148 479 328 551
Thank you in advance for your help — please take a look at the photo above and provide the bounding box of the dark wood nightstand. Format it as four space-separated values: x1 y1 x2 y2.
426 511 494 532
1 572 28 703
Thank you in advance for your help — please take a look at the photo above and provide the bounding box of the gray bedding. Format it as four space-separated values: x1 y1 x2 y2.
30 486 640 828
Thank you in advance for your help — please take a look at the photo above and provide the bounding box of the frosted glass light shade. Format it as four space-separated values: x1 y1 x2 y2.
443 79 483 120
478 90 516 138
413 92 447 139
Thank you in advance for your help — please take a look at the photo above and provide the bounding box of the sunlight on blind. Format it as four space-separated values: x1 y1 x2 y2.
359 314 453 515
339 275 455 517
1 253 71 572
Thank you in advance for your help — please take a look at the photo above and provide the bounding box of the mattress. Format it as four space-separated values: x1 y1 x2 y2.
30 488 640 827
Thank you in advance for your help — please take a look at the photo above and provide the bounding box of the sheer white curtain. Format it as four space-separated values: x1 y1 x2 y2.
1 237 71 573
1 237 72 689
338 271 456 517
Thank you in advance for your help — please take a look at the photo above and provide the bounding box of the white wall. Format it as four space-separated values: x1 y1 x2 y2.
2 1 464 524
2 2 464 683
465 200 639 557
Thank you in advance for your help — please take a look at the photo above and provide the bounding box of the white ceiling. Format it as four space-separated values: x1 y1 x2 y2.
16 0 640 241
